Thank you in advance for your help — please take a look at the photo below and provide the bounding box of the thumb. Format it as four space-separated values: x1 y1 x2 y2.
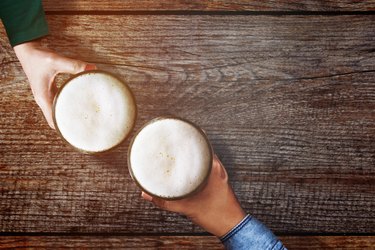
213 155 228 181
141 192 183 213
53 55 96 74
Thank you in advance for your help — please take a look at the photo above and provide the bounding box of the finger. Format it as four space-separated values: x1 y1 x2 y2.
53 55 95 75
43 76 59 129
44 107 55 129
151 197 173 211
141 192 153 201
84 64 97 71
141 192 184 213
31 77 56 129
36 97 55 129
141 192 169 209
213 155 228 180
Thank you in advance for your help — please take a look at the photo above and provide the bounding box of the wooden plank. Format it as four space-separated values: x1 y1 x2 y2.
281 236 375 249
0 15 374 234
0 236 224 249
42 0 375 12
0 236 374 249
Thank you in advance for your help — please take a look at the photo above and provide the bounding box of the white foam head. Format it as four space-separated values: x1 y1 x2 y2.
54 71 136 153
129 117 212 199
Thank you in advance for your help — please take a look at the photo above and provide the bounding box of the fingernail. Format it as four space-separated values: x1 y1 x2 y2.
84 64 97 71
141 192 153 201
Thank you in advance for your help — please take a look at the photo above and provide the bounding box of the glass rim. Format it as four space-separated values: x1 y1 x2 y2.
127 116 213 200
52 69 137 154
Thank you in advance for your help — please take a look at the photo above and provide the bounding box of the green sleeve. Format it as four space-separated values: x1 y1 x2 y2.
0 0 49 47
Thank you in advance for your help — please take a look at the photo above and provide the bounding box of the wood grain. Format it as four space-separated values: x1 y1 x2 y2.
0 236 374 249
281 236 375 249
42 0 375 12
0 15 374 234
0 236 224 249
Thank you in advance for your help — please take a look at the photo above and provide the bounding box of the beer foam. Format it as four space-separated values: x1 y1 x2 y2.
129 118 211 198
54 72 136 152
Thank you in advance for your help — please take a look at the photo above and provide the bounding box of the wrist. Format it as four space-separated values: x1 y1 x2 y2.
14 40 41 51
14 41 42 60
213 205 246 237
220 214 252 243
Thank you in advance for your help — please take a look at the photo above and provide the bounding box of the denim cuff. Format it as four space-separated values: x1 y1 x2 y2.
219 214 287 250
220 214 252 243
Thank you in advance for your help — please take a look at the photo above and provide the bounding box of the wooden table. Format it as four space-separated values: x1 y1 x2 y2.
0 1 374 249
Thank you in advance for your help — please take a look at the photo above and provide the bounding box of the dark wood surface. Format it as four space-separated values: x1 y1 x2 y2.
0 1 374 248
42 0 375 11
0 236 224 249
0 236 374 249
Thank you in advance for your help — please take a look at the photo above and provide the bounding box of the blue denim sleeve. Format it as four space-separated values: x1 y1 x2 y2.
220 215 287 250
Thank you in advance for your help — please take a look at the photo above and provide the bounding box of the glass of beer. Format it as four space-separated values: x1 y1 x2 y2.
53 70 137 154
128 117 213 200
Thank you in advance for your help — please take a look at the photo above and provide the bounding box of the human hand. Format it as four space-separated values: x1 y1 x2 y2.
14 40 96 129
141 155 246 237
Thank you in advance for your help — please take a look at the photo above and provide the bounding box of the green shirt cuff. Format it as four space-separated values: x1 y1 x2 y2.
0 0 49 47
9 18 49 47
